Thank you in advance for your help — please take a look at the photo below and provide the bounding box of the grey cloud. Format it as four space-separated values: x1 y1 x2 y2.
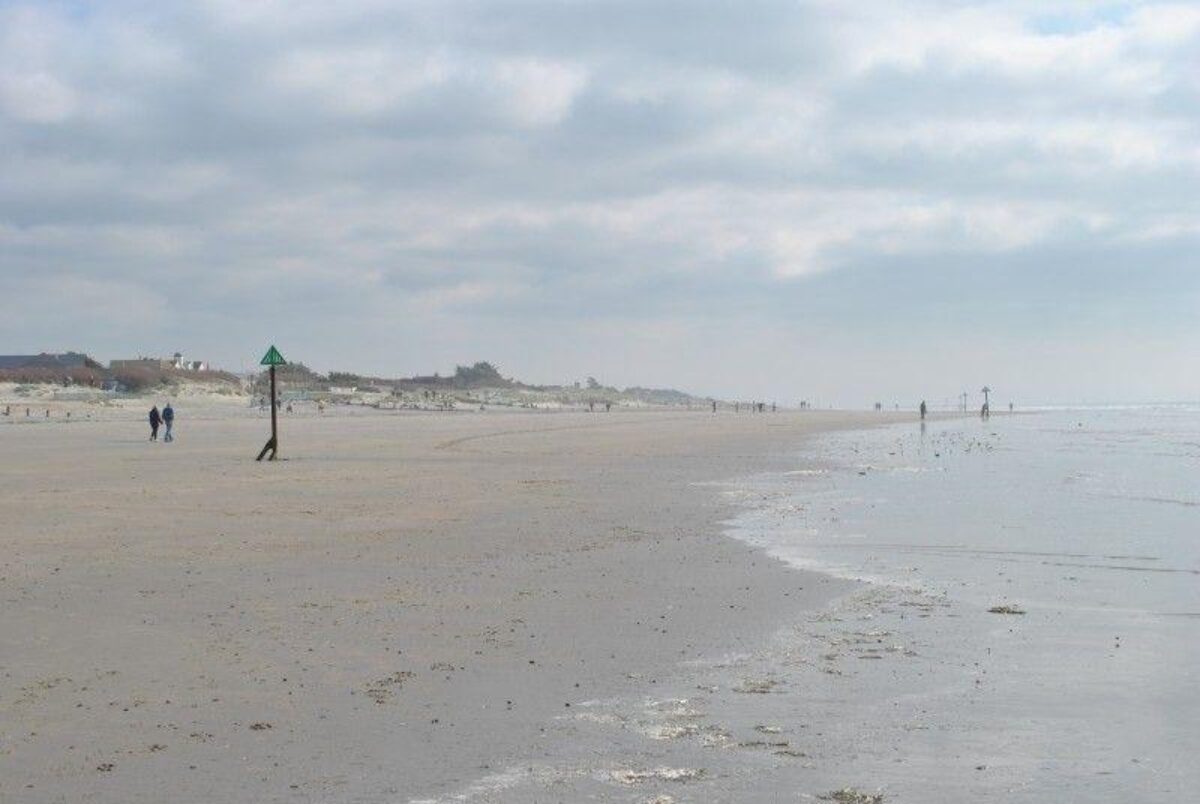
2 0 1199 401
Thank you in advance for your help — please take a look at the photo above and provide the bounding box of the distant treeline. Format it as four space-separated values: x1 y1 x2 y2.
268 361 512 391
256 360 706 404
0 359 240 393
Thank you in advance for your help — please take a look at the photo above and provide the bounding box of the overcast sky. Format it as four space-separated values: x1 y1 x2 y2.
2 1 1198 405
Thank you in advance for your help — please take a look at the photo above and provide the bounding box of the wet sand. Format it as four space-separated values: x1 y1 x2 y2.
0 407 899 802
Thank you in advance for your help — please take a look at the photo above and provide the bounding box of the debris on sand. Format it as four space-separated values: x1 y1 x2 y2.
987 605 1026 615
365 671 415 704
733 679 780 694
645 723 698 740
736 739 789 749
700 727 734 748
612 767 705 785
96 763 115 772
249 722 272 731
645 698 704 719
775 748 808 758
819 788 884 803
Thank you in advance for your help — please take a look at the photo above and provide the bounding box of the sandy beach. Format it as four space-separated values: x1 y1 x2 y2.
1 405 902 802
7 0 1197 799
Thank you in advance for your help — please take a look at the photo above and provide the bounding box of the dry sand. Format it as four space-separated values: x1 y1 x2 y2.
0 405 902 802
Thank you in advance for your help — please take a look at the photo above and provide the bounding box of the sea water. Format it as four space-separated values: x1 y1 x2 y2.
726 407 1199 800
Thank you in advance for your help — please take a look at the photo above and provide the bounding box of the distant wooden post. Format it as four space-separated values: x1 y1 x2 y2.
256 345 286 461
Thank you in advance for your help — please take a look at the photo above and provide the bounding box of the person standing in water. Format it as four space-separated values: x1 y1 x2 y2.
919 400 927 420
162 402 175 442
149 405 161 441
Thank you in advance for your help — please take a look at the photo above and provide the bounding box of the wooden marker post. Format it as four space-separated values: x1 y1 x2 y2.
256 345 286 461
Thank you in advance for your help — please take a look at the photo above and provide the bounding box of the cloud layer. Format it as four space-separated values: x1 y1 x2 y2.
3 0 1199 402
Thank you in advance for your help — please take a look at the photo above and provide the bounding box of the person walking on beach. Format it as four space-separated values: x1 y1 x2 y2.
920 400 927 420
162 402 175 442
149 405 161 441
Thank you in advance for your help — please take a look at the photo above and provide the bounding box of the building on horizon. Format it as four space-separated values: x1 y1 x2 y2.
110 352 210 372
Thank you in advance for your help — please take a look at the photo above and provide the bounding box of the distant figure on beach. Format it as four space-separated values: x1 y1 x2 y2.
981 403 990 419
589 401 594 412
259 396 267 412
1009 402 1014 412
920 400 927 420
605 401 611 412
286 402 293 414
712 400 717 413
162 403 175 442
318 399 326 414
149 405 161 441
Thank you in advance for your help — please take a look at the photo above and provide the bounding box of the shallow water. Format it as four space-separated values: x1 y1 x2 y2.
726 407 1200 800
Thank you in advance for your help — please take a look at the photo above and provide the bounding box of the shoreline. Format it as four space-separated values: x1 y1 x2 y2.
705 410 1199 802
0 406 909 802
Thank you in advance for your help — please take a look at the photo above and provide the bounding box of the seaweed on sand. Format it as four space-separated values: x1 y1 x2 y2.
987 604 1026 615
819 789 884 803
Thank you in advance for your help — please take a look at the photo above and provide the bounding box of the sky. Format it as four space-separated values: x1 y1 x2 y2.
2 0 1198 406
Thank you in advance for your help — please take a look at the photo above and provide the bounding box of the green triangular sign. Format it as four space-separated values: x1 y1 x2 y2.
260 345 286 366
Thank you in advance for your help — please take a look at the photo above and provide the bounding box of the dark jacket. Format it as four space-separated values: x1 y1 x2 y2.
162 406 174 423
149 407 161 426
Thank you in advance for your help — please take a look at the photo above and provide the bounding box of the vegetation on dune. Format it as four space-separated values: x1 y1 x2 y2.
451 361 510 388
113 365 241 392
0 365 108 387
